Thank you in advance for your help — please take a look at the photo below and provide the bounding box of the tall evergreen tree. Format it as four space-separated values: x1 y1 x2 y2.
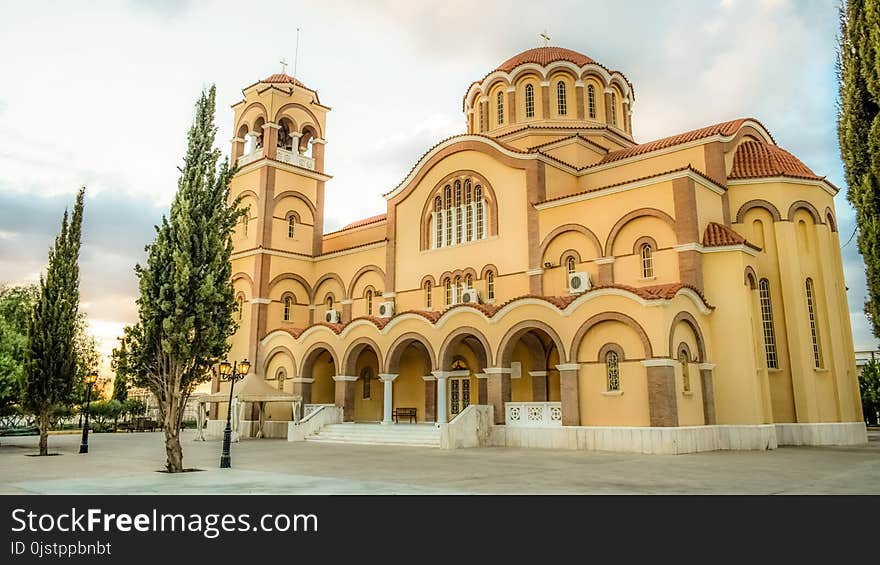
839 0 880 338
0 284 39 419
110 340 129 403
21 188 86 455
125 86 241 472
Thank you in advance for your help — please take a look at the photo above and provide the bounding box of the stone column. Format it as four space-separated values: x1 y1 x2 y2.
291 377 313 407
529 371 548 402
506 87 516 125
230 137 246 163
477 373 488 405
642 359 679 427
341 299 353 323
596 257 615 285
333 376 357 422
432 371 449 424
556 364 581 426
423 375 437 422
540 81 550 118
604 88 614 125
575 81 585 120
262 122 280 160
484 367 511 424
623 100 632 134
378 373 398 424
479 97 488 132
246 132 261 155
672 176 703 291
699 363 717 425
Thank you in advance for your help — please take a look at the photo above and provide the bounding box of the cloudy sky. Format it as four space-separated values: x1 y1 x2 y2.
0 0 876 375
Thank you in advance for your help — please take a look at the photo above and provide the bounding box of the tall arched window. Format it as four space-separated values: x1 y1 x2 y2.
758 279 778 369
805 278 822 368
431 176 489 249
424 280 432 308
444 278 452 306
496 91 504 125
465 180 473 242
275 368 286 389
525 84 535 118
283 296 292 322
454 181 462 244
454 276 461 303
487 271 495 301
606 350 620 391
640 244 654 278
236 296 243 321
326 296 334 310
444 185 452 246
465 274 473 289
287 215 296 239
567 256 576 275
434 196 442 247
587 84 596 119
242 215 249 238
361 367 372 399
610 92 618 127
678 349 691 392
556 81 567 115
365 289 373 316
475 185 484 239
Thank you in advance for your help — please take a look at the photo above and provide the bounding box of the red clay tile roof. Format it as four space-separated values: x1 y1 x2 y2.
598 119 749 165
262 73 308 88
496 47 596 72
340 214 387 230
729 140 821 181
703 222 762 251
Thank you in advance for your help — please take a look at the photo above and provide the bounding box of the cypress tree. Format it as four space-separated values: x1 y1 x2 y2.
125 86 242 472
22 188 85 455
839 0 880 338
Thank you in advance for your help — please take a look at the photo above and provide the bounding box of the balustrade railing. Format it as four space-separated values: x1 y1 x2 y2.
504 402 562 427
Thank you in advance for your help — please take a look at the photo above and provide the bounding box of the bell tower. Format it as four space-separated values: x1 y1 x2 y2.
226 71 332 377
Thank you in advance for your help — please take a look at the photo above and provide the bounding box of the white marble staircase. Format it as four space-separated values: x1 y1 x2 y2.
306 422 441 448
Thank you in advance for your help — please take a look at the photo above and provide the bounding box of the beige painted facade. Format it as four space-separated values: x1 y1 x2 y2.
216 47 862 436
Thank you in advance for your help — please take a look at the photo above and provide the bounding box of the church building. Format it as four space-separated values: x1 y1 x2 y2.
212 46 867 453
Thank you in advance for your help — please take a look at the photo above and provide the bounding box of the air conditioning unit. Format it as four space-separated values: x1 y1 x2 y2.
461 288 481 304
568 272 592 294
378 301 395 318
324 309 341 323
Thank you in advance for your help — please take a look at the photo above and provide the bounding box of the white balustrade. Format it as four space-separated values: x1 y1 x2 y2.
276 148 315 170
303 403 335 418
237 147 264 167
504 402 562 427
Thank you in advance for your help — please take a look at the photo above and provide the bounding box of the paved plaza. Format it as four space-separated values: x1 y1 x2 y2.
0 430 878 494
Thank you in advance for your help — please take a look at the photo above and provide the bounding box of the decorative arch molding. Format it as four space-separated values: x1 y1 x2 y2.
267 273 313 299
735 199 782 223
232 272 255 295
559 249 582 266
438 327 494 370
340 337 383 377
538 223 603 260
346 265 386 298
604 208 676 256
632 235 658 255
744 266 758 290
597 342 625 362
668 311 707 363
786 200 823 224
571 312 654 361
676 342 694 363
420 274 437 288
384 332 437 374
273 190 317 222
235 102 269 132
235 189 260 203
272 103 324 138
312 273 347 302
439 267 479 283
480 264 499 279
299 342 339 377
496 319 568 367
261 345 297 378
419 169 500 250
824 207 837 232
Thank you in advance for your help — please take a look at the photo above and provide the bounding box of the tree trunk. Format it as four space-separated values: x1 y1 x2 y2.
38 412 50 456
163 394 184 472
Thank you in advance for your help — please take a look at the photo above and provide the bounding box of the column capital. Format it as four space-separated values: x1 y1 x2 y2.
291 377 314 384
529 371 548 377
311 138 327 145
422 375 436 381
483 367 512 375
594 256 616 265
475 373 488 379
555 363 580 372
231 137 246 143
332 375 358 382
378 373 398 382
431 370 448 380
262 122 282 130
698 363 716 370
641 358 677 367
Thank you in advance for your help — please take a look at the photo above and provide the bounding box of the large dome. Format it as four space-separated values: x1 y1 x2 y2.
495 46 597 72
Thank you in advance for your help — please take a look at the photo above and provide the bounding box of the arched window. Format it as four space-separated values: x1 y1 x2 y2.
465 180 473 242
556 81 567 115
361 367 372 399
326 295 334 310
444 278 452 306
444 185 452 246
567 256 576 275
424 280 432 308
475 185 484 239
610 92 618 127
275 368 287 390
805 278 822 368
283 296 292 322
465 274 473 289
606 350 620 391
443 185 451 209
242 215 249 238
433 196 442 248
487 271 495 301
496 91 504 125
640 244 654 278
752 219 765 250
365 289 373 316
587 84 596 119
432 177 489 249
758 279 777 369
236 296 244 321
288 215 296 239
525 84 535 118
678 348 691 393
454 276 461 304
454 181 462 244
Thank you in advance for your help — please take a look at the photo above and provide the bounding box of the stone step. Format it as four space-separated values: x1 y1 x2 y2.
307 423 441 448
306 437 440 448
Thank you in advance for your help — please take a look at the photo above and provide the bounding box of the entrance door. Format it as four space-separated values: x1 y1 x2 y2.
448 377 471 417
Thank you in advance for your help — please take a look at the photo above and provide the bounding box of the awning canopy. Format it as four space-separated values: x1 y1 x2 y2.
198 373 302 404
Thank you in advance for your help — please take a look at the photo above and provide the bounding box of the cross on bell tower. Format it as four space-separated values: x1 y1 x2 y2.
539 30 551 47
279 57 289 74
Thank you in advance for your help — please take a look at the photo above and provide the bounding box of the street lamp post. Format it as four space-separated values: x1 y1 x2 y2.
218 358 250 468
78 371 99 454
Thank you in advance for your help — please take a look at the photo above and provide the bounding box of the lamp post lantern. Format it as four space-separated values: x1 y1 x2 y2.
78 371 99 454
219 358 250 468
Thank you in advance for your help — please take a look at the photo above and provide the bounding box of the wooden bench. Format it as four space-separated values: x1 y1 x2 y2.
134 418 158 432
392 407 417 424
